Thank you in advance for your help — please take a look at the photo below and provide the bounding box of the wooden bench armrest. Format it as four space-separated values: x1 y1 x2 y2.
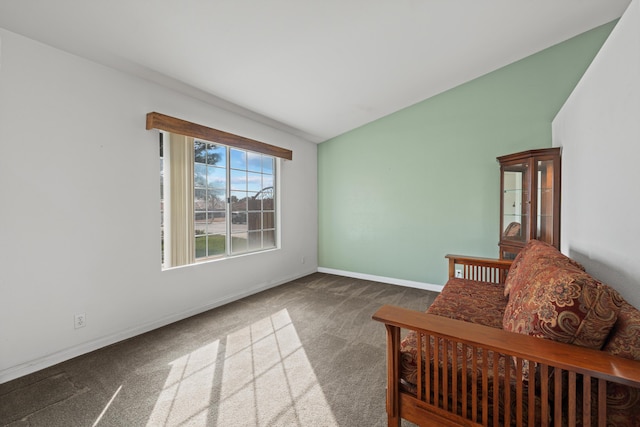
445 254 513 284
372 304 640 388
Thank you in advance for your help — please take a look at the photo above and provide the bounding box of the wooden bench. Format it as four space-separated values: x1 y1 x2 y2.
373 252 640 426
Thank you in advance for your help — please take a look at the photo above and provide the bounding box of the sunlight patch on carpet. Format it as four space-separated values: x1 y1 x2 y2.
147 341 219 426
92 384 122 427
146 309 337 426
218 309 338 426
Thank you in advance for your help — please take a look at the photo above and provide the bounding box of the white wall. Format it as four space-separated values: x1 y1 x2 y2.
553 0 640 308
0 28 318 383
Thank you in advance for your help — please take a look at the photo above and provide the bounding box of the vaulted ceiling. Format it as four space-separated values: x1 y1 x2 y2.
0 0 631 142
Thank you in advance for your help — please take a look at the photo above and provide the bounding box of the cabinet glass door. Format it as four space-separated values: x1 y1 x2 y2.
536 159 555 243
502 163 528 243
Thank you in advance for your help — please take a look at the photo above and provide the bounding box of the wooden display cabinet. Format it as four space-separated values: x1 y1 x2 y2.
497 148 561 259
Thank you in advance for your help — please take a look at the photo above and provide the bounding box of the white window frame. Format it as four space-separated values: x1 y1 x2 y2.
161 132 279 268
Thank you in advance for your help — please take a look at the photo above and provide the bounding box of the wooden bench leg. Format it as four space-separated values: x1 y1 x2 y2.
386 324 401 427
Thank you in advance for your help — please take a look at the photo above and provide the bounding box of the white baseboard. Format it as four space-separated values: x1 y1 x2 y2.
0 269 317 384
1 267 437 383
317 267 443 293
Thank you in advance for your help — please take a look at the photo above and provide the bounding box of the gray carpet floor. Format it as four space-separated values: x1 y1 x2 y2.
0 273 437 427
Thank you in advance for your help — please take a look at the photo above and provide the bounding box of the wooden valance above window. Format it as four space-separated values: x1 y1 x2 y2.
146 112 293 161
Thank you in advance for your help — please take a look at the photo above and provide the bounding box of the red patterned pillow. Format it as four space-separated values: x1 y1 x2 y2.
503 240 585 297
503 265 621 349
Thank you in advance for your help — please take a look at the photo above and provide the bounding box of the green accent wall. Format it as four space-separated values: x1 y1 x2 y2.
318 21 616 286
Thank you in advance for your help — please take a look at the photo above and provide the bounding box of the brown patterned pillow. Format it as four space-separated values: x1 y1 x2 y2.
503 239 585 297
503 240 535 297
503 265 621 349
575 378 640 427
598 300 640 427
603 298 640 360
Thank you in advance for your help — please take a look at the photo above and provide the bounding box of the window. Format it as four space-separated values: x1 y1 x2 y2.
160 133 278 268
148 112 292 269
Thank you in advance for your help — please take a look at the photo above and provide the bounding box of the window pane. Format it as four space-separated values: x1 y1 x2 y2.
230 169 246 191
230 148 246 170
231 233 248 254
194 188 207 211
208 212 226 231
263 230 275 248
207 145 227 168
194 141 207 163
199 218 213 235
248 231 262 251
262 175 273 190
262 193 274 210
247 172 262 192
263 212 274 229
231 190 247 232
195 235 207 259
196 213 207 224
248 192 261 210
210 194 226 210
195 141 226 166
207 234 226 257
230 191 247 210
207 165 226 189
231 212 247 232
206 144 225 166
248 212 261 231
247 152 262 172
194 163 207 187
262 156 273 174
194 213 207 235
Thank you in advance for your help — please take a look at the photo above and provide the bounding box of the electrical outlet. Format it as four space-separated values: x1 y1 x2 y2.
74 313 86 329
301 256 306 264
455 270 463 278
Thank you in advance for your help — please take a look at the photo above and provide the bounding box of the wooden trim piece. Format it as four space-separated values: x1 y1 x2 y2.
146 112 293 160
402 393 483 427
446 254 512 283
496 147 561 163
